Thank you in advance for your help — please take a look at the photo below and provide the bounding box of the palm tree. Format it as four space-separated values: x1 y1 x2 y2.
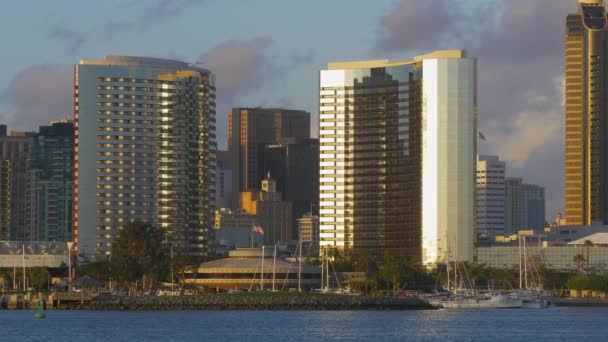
573 254 586 275
584 240 594 274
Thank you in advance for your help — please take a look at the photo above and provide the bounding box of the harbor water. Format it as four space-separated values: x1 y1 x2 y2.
2 307 607 341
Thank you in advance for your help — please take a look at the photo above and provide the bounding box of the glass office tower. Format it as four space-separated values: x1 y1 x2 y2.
319 50 476 264
74 56 216 259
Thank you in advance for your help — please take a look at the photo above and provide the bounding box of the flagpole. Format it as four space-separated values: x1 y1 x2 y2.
261 245 265 291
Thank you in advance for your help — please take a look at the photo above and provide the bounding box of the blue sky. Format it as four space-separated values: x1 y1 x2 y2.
0 0 396 138
0 0 579 218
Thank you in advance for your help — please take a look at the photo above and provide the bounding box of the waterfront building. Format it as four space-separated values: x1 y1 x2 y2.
505 178 545 234
476 155 506 238
227 107 310 207
74 56 216 259
477 244 608 272
25 121 74 242
185 248 321 291
263 138 319 226
0 241 69 268
565 0 608 225
215 150 233 210
0 127 35 241
297 213 319 256
319 50 476 264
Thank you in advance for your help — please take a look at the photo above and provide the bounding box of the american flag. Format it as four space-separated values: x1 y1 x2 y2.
252 226 265 236
478 131 486 141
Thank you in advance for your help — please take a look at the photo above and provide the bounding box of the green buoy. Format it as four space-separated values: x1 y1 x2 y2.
34 299 46 319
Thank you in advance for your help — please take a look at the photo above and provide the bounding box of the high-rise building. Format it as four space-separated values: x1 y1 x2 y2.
74 56 216 259
565 0 608 225
319 50 476 264
215 150 233 209
0 127 35 240
228 107 310 207
297 213 319 256
476 155 506 237
262 138 319 226
505 178 546 234
25 121 74 242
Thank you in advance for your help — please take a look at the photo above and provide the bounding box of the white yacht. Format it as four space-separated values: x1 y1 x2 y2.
439 293 522 309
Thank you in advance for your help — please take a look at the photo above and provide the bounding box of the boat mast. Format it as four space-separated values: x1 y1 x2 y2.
272 244 277 291
261 245 265 291
320 246 324 290
446 240 451 291
519 236 522 289
298 238 302 292
523 237 528 289
326 249 330 289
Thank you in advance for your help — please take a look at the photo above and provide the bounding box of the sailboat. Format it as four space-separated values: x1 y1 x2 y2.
512 236 551 309
434 243 522 309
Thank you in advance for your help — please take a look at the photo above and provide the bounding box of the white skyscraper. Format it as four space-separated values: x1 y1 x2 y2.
319 50 476 264
74 56 216 259
476 155 506 238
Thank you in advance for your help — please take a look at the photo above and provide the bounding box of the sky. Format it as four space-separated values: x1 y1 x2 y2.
0 0 576 219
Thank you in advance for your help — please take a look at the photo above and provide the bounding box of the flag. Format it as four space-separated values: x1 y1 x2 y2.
478 131 486 141
252 226 265 236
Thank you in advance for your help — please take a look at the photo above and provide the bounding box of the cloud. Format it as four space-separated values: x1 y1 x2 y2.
200 36 273 102
48 27 87 55
49 0 206 53
375 0 574 216
289 48 316 65
0 65 73 130
141 0 203 26
198 36 274 149
377 0 502 52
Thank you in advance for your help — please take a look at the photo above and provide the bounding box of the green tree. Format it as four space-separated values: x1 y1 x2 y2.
111 221 167 294
351 249 378 276
379 256 402 293
465 263 487 290
584 240 594 274
573 254 586 275
29 267 50 292
170 255 199 294
78 260 112 283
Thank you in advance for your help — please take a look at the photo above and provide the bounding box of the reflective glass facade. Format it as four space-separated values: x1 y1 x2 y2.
75 56 216 259
565 1 608 225
319 51 476 263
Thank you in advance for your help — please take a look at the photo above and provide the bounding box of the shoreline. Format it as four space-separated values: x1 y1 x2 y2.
54 293 436 311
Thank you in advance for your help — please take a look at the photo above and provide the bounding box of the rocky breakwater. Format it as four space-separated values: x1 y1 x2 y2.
62 293 435 311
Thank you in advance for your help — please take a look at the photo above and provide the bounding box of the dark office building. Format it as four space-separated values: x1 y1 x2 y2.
263 138 319 231
228 108 310 208
0 126 35 240
25 121 74 242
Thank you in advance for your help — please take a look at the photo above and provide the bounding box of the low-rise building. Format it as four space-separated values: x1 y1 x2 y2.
0 241 69 268
477 245 608 272
185 248 321 291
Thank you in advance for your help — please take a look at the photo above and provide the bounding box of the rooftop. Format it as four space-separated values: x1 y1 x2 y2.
327 50 467 70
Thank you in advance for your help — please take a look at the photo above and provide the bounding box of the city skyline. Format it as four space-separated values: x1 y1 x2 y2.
0 0 578 219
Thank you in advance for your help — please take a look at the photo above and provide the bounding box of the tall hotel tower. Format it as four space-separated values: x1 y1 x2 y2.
319 50 476 264
565 0 608 225
74 56 216 259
